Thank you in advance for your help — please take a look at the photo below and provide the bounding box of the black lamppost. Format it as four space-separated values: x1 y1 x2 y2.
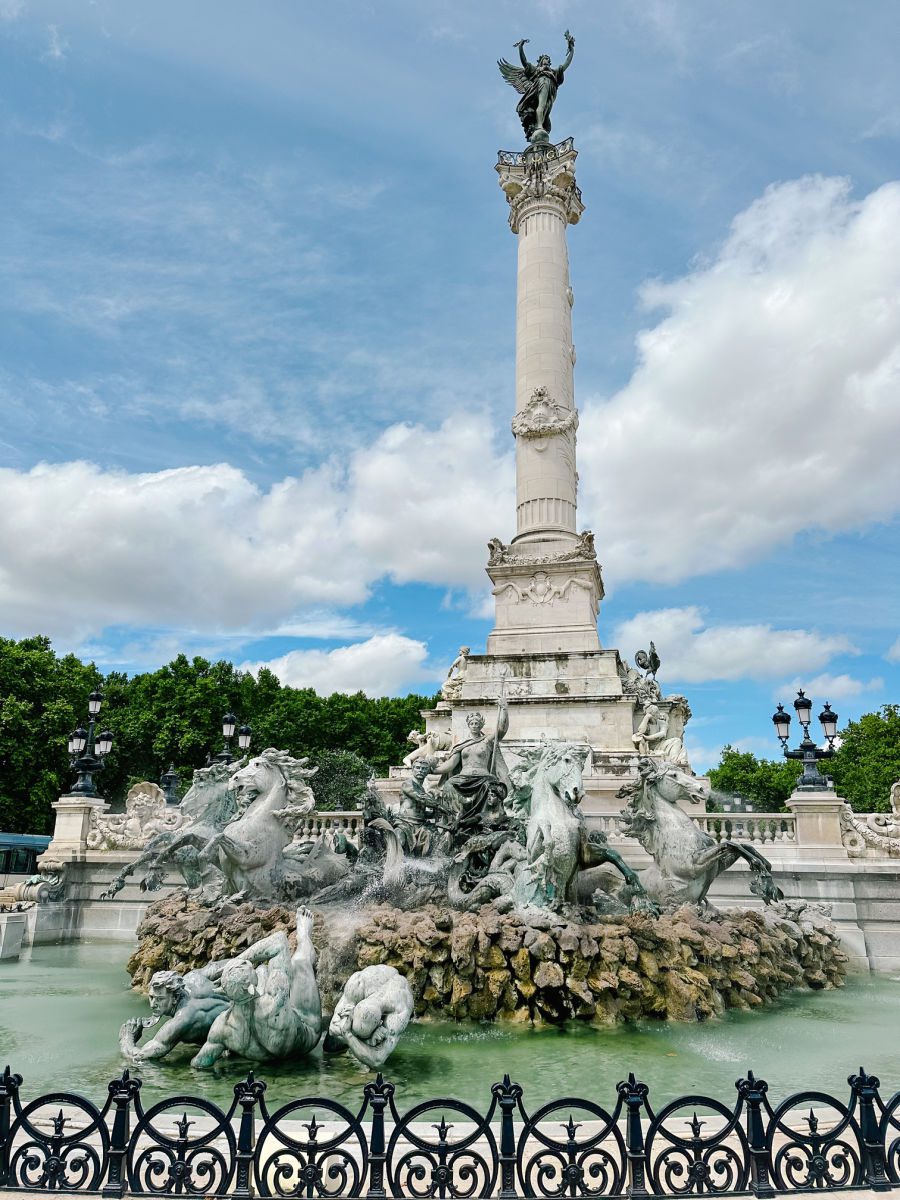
772 690 839 790
160 762 181 806
67 689 114 796
215 712 252 765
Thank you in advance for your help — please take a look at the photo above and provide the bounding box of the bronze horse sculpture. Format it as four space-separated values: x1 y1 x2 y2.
618 757 783 908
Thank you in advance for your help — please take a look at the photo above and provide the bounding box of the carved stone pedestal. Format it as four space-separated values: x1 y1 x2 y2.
0 909 29 961
787 790 850 861
43 794 107 861
487 553 603 655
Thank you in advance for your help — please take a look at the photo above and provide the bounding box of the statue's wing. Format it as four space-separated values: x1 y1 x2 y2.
497 59 532 94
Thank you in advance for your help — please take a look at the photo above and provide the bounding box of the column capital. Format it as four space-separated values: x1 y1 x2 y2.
496 138 584 233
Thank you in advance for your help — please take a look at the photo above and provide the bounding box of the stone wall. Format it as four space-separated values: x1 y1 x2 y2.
127 895 846 1026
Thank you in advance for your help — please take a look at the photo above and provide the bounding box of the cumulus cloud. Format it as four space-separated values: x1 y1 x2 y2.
886 637 900 664
6 173 900 662
579 176 900 584
611 607 856 683
0 413 512 642
241 633 435 697
778 673 883 702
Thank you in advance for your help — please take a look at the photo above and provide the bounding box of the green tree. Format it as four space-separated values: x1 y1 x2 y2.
0 636 101 833
707 746 801 812
829 705 900 812
0 636 438 832
309 748 371 811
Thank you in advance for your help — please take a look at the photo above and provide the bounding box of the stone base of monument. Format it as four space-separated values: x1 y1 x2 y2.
0 908 30 961
128 894 847 1026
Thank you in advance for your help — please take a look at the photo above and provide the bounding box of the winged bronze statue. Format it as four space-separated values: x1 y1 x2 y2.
498 31 575 145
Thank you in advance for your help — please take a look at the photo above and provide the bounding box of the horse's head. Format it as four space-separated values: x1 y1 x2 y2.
229 747 317 815
536 741 589 808
180 759 244 825
648 759 706 808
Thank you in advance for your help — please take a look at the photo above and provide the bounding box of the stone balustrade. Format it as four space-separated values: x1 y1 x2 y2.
691 812 798 846
291 809 363 847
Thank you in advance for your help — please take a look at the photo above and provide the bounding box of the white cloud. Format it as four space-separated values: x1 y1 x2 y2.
0 413 512 642
242 633 435 697
579 177 900 585
886 637 900 664
41 23 66 60
8 173 900 660
0 0 23 21
778 673 883 702
611 607 856 683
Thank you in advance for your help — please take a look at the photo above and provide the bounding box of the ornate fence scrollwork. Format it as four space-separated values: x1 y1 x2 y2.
1 1065 110 1191
644 1094 749 1195
126 1088 237 1195
384 1087 499 1199
3 1060 900 1196
765 1088 863 1191
513 1091 626 1197
253 1087 369 1199
879 1082 900 1186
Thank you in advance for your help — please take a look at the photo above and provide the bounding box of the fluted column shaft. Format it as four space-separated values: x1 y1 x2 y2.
497 141 584 548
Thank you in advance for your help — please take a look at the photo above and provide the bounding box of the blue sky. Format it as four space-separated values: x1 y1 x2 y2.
2 0 899 773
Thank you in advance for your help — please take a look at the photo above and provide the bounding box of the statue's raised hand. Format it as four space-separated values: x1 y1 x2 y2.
513 38 529 48
564 29 575 49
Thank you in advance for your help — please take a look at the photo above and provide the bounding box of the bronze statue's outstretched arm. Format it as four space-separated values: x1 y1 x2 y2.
557 29 575 76
514 38 532 70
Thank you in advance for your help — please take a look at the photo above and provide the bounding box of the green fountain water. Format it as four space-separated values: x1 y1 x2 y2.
2 942 899 1110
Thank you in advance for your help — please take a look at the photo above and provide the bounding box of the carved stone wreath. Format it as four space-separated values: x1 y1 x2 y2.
511 387 579 439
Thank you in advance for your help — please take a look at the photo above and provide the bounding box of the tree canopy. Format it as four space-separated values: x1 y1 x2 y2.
709 706 900 814
0 637 434 834
828 705 900 812
707 747 801 813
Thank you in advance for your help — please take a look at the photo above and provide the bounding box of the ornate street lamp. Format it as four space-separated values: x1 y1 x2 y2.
771 689 839 790
67 689 114 796
160 762 181 806
215 712 251 765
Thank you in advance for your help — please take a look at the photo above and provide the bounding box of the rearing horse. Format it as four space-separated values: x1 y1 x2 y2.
99 759 242 900
618 757 783 908
203 749 317 899
511 741 588 908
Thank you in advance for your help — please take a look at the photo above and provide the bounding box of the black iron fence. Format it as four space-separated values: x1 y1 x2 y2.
1 1064 899 1197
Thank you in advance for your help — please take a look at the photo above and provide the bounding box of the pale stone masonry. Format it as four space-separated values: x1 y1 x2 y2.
486 139 604 659
405 135 688 805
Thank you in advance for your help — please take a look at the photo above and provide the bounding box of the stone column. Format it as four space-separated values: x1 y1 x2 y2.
787 789 850 861
498 140 584 552
42 793 106 860
487 139 603 655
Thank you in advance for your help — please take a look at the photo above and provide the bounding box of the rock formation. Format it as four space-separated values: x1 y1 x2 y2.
129 894 846 1026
